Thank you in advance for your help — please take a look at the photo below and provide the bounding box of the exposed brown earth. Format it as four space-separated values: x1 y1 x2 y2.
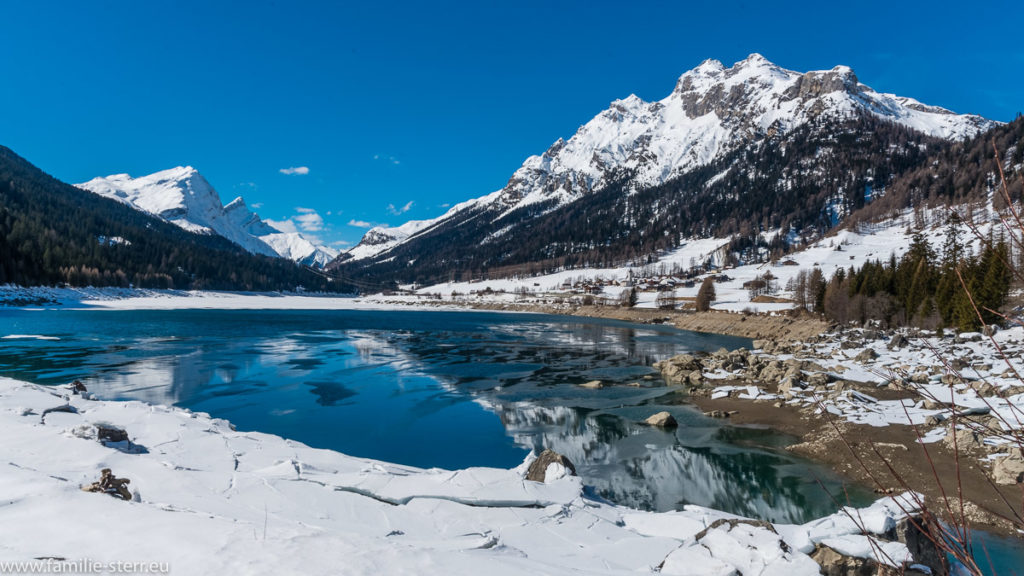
687 390 1023 538
669 309 828 341
466 302 830 341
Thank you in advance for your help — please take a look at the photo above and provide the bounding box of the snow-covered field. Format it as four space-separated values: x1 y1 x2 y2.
0 285 454 312
0 376 927 574
384 209 1005 319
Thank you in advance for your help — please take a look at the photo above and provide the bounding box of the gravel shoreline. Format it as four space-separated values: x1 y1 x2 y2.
464 302 830 341
651 329 1024 538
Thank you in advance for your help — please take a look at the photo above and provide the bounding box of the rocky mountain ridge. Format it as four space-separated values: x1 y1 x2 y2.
77 167 337 268
331 55 998 285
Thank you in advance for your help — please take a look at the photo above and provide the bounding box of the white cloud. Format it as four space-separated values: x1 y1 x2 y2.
439 203 451 208
347 219 374 228
372 154 400 165
386 201 414 215
279 166 310 175
266 207 326 237
294 208 324 232
330 240 353 248
251 202 263 209
264 218 299 234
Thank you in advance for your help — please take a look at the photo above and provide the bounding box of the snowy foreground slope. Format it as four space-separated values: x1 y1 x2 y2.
0 377 924 575
76 167 337 268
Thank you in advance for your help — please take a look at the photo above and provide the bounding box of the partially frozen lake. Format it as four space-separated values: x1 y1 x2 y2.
1 308 869 522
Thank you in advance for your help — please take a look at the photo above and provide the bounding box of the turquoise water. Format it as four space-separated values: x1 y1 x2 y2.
0 308 889 524
4 307 1019 570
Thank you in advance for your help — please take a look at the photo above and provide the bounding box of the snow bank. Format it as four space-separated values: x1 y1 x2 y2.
0 377 924 574
0 285 461 312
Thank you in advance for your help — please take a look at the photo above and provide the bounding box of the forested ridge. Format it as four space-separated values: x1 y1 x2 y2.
336 116 1024 297
0 146 349 292
850 116 1024 223
814 118 1024 332
334 115 948 286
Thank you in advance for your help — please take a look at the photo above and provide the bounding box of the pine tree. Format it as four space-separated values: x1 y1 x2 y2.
976 241 1012 326
695 277 716 312
941 213 964 270
792 269 809 311
808 268 827 314
824 269 850 324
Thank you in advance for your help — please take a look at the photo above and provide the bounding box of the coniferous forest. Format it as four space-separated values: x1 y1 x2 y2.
796 221 1013 332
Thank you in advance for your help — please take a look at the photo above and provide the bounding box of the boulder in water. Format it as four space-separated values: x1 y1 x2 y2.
644 411 678 428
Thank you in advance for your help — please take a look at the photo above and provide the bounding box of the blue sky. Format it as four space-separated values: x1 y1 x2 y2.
1 1 1020 250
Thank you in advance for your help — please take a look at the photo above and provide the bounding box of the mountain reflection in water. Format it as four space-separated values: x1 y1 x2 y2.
0 308 869 523
493 402 844 522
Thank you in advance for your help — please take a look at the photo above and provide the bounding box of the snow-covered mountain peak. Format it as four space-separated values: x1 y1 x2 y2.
158 165 199 179
726 52 783 74
694 58 725 74
739 52 769 64
340 219 439 263
222 195 277 237
509 54 995 199
224 196 247 210
783 66 860 103
338 55 999 266
77 168 337 268
78 165 224 233
675 53 788 95
611 93 645 109
131 166 210 199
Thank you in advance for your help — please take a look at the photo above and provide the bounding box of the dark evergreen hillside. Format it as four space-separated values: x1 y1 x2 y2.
850 117 1024 224
820 225 1012 332
333 115 947 287
0 146 349 292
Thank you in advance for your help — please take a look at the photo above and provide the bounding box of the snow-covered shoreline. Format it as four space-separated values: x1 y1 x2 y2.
651 323 1024 543
0 376 937 574
661 324 1024 461
0 285 463 312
